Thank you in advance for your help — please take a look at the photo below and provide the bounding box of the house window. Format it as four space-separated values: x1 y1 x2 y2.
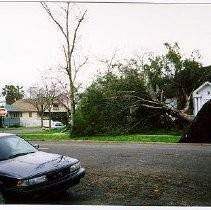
29 112 32 117
13 112 22 118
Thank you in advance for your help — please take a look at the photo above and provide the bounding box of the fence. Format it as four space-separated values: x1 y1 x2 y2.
1 117 20 127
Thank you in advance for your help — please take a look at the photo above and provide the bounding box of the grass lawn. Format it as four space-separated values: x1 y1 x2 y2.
78 134 181 143
18 129 181 143
19 133 71 141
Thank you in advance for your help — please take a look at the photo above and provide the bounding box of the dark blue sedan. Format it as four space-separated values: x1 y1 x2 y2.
0 133 85 203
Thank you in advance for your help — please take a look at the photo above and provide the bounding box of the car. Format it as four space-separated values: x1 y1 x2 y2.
0 133 85 202
42 121 66 130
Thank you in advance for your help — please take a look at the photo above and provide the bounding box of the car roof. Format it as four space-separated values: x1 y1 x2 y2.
0 133 15 138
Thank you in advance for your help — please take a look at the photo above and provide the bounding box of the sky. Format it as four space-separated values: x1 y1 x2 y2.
0 0 211 93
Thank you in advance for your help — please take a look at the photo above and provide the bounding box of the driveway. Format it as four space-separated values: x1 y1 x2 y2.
8 141 211 206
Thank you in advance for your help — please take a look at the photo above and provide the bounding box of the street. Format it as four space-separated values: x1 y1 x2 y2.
9 141 211 205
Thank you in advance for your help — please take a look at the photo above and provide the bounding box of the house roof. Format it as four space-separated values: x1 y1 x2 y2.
12 99 37 112
193 81 211 96
4 104 22 112
12 98 68 113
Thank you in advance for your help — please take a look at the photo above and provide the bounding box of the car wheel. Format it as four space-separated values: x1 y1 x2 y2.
0 192 5 204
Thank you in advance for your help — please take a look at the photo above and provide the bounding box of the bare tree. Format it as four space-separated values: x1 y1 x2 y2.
28 86 48 127
28 72 61 128
41 2 87 134
42 78 60 129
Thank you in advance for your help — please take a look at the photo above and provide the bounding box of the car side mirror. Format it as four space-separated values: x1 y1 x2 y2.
33 144 39 149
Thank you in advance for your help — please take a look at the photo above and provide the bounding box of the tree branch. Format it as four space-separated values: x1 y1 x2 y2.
41 2 68 39
69 10 87 59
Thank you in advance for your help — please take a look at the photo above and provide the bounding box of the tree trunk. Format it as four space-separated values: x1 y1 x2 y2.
40 114 44 128
48 108 52 129
179 99 211 143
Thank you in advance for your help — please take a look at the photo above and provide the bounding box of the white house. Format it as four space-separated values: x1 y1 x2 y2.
12 99 68 127
193 81 211 116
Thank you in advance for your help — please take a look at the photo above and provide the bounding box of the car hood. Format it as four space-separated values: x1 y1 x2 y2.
0 151 77 179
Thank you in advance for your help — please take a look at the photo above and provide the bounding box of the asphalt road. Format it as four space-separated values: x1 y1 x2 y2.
10 141 211 206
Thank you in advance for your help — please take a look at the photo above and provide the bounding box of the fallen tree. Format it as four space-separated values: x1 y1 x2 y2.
179 99 211 143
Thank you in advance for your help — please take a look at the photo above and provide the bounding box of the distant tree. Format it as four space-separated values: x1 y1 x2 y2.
42 77 61 129
28 86 48 127
2 85 24 104
28 77 61 128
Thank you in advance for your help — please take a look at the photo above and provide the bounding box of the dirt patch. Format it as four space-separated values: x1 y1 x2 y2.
7 168 210 205
64 168 211 206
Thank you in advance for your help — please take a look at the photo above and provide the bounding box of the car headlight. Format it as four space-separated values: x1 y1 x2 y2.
17 175 47 187
70 162 81 173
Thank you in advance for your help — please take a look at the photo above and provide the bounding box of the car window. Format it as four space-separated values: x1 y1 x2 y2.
0 136 37 161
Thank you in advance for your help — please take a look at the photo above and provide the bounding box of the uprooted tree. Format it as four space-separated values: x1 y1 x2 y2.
41 2 87 135
138 43 210 123
179 99 211 143
115 43 211 124
74 43 211 136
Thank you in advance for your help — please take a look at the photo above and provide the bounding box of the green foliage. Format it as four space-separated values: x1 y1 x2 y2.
144 42 210 112
74 66 148 136
1 85 24 104
51 112 68 125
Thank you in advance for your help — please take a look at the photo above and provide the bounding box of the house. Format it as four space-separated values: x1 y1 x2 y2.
10 99 68 127
193 81 211 116
12 99 41 127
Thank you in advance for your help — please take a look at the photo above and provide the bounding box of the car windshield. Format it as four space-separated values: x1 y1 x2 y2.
0 135 37 161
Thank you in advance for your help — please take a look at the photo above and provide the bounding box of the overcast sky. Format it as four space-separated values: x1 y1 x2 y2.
0 1 211 92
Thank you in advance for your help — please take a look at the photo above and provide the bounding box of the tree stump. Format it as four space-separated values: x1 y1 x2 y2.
179 100 211 143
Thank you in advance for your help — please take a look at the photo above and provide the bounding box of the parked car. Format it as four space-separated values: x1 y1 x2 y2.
0 133 85 202
42 121 66 130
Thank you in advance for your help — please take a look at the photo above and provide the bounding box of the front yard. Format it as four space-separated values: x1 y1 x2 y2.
16 129 181 143
0 126 181 143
